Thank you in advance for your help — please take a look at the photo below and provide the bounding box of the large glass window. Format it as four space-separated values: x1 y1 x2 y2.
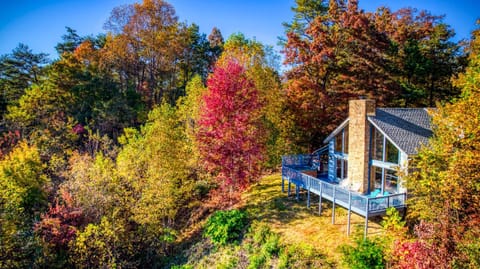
386 140 399 164
344 127 349 154
334 125 349 154
336 159 342 178
334 125 348 181
373 166 382 190
385 170 398 194
335 133 342 153
371 166 398 194
372 127 383 161
336 159 348 179
371 126 399 164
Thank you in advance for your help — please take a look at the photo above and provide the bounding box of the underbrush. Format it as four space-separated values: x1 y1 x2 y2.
168 174 387 268
172 216 334 268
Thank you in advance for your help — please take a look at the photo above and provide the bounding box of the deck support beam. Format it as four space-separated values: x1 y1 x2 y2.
281 174 285 193
332 186 336 224
295 184 300 201
307 188 311 208
347 192 352 236
364 198 369 238
319 183 323 215
287 180 291 197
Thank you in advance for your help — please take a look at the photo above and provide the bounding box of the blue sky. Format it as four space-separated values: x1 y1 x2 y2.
0 0 478 59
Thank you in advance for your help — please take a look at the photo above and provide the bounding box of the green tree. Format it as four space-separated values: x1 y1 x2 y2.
0 43 49 114
55 27 84 55
117 103 196 241
281 0 328 40
374 7 464 107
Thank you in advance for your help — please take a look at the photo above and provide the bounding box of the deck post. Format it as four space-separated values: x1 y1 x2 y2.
347 192 352 236
288 180 291 197
364 198 369 238
307 187 311 208
281 170 285 193
332 186 336 224
296 184 299 201
319 182 323 215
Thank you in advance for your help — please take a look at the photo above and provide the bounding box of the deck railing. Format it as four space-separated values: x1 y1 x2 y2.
281 154 407 236
281 154 314 168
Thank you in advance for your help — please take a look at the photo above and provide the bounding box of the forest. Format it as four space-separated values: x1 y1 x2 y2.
0 0 479 268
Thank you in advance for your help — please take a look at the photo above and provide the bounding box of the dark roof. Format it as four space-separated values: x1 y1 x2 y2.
368 108 433 155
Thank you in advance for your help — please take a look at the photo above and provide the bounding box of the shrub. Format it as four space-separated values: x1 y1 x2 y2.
204 209 248 246
341 237 385 269
278 243 332 269
247 223 281 269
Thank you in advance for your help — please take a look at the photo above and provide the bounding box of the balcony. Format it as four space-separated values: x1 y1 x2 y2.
281 154 407 237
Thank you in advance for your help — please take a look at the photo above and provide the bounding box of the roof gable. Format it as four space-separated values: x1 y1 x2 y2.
368 108 433 155
323 107 433 155
323 119 349 144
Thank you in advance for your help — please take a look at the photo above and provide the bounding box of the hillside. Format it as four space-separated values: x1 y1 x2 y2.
170 174 382 268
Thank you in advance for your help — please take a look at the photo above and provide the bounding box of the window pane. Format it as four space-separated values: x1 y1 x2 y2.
343 159 348 179
335 132 342 152
373 166 382 191
371 127 384 161
385 169 398 194
344 126 349 154
386 139 399 164
336 159 342 178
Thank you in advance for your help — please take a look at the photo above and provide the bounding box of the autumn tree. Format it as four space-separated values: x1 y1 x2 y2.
282 0 464 149
0 142 50 268
117 104 196 233
197 61 265 204
281 0 328 40
374 7 464 107
283 0 394 149
176 75 207 169
34 190 84 268
5 81 79 179
399 23 480 268
216 33 290 168
208 27 225 68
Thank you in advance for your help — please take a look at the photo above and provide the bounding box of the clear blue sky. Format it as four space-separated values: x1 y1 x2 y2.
0 0 478 59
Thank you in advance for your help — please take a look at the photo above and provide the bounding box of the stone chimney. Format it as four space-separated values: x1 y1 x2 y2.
348 99 375 194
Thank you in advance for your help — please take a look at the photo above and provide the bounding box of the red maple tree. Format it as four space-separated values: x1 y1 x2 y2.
197 60 265 205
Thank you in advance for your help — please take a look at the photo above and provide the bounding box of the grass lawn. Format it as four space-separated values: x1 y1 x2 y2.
241 173 382 266
173 173 385 268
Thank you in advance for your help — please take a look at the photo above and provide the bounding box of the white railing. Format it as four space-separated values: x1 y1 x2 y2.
281 165 406 217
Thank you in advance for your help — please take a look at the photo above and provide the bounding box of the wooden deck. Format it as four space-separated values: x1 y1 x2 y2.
281 155 407 237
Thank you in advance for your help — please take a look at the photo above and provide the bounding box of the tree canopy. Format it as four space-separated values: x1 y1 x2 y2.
0 0 472 267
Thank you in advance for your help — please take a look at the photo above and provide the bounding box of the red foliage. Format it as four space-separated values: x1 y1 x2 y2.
0 130 21 157
197 60 264 205
35 190 84 248
282 0 395 148
72 123 85 135
391 221 452 269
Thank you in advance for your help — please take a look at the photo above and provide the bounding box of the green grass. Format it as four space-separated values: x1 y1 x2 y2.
241 174 382 267
171 173 383 268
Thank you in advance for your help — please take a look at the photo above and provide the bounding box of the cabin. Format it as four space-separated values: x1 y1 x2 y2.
281 99 433 236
